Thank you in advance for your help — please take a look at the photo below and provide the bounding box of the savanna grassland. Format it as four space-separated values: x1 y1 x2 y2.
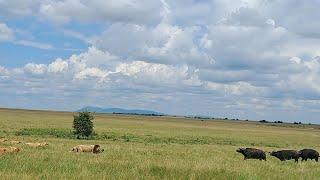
0 108 319 180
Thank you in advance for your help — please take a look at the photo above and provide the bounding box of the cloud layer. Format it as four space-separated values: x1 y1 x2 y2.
1 0 320 123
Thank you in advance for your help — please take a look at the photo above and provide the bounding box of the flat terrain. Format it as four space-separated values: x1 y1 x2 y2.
0 108 319 179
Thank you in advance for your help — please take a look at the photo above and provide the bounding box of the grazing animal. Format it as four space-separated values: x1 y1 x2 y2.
25 142 49 148
72 145 104 154
299 149 319 162
0 147 20 154
269 150 300 162
236 148 266 161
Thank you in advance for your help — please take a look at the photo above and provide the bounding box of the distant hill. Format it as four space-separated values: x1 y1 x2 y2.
78 106 164 115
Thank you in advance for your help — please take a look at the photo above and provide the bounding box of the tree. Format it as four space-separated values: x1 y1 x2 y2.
73 111 94 138
259 120 269 123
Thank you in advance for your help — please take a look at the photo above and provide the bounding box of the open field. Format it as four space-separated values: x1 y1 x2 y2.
0 108 319 179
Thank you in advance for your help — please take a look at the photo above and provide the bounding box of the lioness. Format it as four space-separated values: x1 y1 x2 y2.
0 147 20 154
25 142 49 147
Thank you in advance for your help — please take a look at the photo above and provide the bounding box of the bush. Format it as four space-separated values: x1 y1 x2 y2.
73 111 95 139
259 120 269 123
274 121 283 124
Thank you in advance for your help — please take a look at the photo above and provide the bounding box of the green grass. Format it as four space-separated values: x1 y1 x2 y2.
0 108 319 179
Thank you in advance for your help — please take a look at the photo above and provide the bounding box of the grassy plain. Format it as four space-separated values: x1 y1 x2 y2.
0 108 319 179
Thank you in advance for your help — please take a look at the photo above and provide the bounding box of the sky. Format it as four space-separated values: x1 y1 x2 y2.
1 0 320 123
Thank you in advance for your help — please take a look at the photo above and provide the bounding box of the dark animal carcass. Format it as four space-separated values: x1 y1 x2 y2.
269 150 299 162
236 148 266 161
299 149 319 162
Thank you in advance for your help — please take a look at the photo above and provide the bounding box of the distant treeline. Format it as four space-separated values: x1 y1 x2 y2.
112 112 165 116
185 116 215 120
109 112 312 125
259 119 311 125
259 120 283 124
185 115 312 126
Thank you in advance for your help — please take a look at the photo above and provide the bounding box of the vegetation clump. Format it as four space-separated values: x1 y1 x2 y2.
259 120 269 123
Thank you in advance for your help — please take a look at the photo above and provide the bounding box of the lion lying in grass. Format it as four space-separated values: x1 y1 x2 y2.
25 142 49 148
10 140 22 144
0 139 22 144
0 147 20 154
72 145 104 153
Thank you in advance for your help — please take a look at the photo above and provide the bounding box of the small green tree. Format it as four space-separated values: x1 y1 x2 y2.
73 111 94 138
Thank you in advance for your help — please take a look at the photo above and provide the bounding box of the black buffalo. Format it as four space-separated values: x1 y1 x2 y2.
269 150 299 162
236 148 266 161
299 149 319 162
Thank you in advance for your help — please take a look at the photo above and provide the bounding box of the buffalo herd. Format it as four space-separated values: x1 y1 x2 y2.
236 147 319 162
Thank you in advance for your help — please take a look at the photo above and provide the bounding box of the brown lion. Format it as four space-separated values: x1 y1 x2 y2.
0 147 20 154
71 145 104 153
10 140 22 144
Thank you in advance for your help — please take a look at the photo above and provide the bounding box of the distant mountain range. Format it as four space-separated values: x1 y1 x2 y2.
78 106 164 115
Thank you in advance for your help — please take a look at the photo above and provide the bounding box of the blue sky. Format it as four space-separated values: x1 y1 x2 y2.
1 0 320 123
